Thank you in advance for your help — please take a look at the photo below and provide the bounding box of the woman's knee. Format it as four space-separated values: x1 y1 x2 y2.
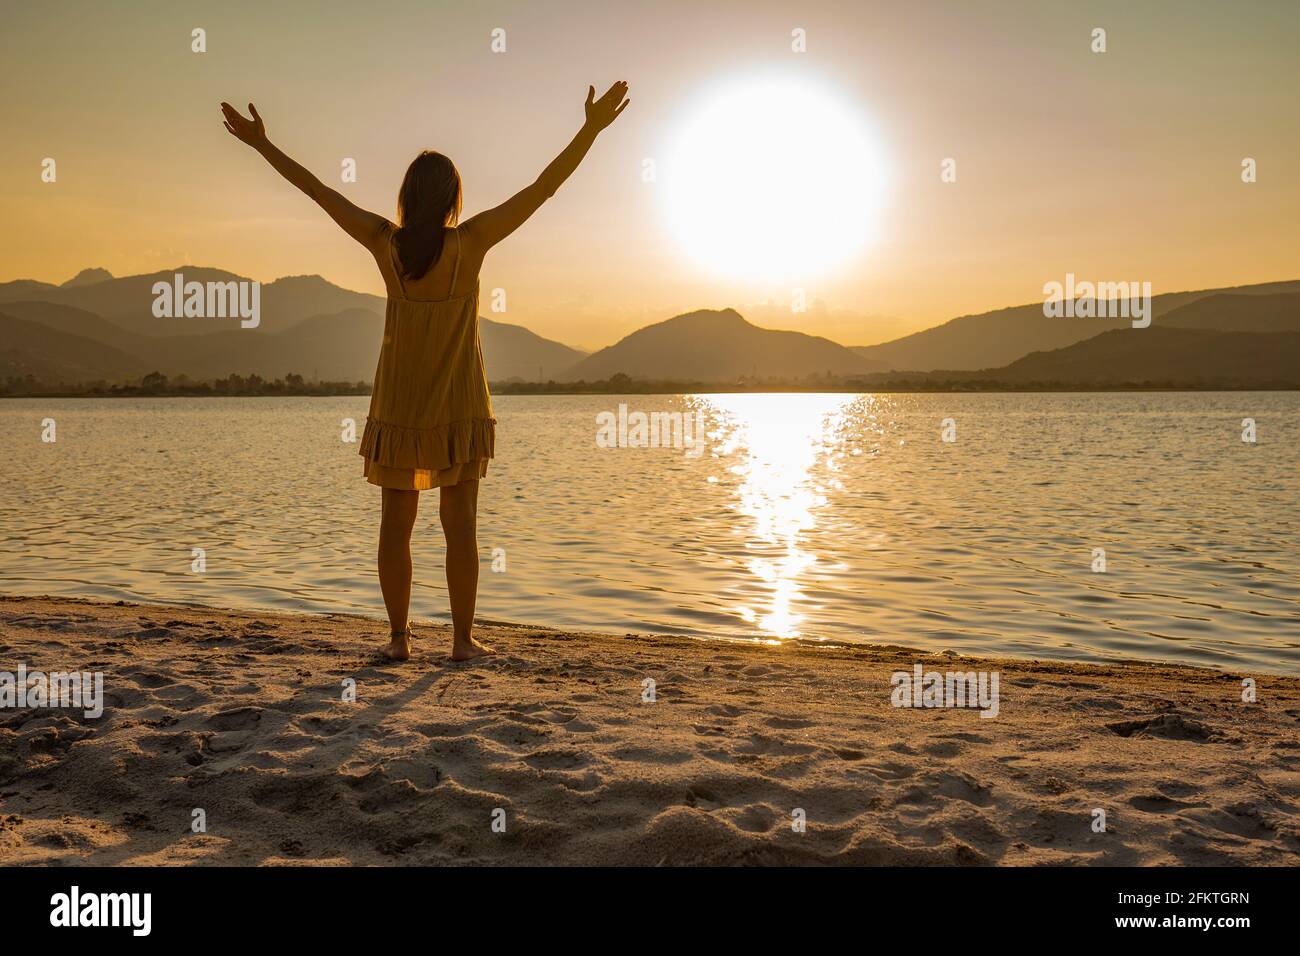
439 484 477 539
381 488 420 533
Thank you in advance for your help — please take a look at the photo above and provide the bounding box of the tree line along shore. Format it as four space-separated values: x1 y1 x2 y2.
4 370 1296 398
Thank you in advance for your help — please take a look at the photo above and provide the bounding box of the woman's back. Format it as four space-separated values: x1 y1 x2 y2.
361 223 495 491
383 225 475 302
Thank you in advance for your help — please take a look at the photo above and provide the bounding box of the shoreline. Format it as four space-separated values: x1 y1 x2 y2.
2 594 1298 866
1 584 1292 678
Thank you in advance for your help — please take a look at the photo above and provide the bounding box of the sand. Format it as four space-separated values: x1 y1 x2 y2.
1 593 1298 866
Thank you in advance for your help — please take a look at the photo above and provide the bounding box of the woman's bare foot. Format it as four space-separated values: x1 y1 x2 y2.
451 635 494 661
382 629 412 661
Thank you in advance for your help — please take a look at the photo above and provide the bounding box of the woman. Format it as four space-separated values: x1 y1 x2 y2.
220 81 630 661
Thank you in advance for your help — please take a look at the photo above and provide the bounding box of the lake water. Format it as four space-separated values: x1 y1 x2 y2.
2 392 1297 674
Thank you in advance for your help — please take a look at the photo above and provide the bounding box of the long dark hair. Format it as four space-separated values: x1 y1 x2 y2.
394 151 462 281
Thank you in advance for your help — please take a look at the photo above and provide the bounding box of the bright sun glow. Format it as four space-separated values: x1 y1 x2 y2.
665 76 887 282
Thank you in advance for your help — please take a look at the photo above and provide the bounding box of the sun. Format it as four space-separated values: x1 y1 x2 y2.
664 76 888 282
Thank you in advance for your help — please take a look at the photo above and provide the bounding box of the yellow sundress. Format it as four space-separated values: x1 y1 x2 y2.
359 225 495 490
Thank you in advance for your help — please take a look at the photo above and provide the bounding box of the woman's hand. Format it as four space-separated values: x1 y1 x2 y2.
220 100 387 250
221 102 268 149
583 81 630 132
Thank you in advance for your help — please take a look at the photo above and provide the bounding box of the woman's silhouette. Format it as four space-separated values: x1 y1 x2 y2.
221 82 630 661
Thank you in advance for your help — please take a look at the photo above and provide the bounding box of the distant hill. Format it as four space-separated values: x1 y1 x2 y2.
0 297 584 385
0 268 386 337
258 274 385 330
0 300 382 380
1158 291 1300 333
150 312 587 383
137 308 383 381
852 280 1300 372
0 267 254 334
0 312 148 383
0 300 145 348
61 267 113 288
562 308 888 382
0 279 60 300
932 327 1300 387
480 318 587 381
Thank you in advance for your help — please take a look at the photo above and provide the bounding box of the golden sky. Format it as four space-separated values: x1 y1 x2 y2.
2 0 1297 350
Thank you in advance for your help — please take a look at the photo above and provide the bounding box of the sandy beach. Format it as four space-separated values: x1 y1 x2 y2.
1 593 1297 866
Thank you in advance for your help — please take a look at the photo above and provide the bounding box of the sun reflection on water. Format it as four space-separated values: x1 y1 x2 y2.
700 393 860 640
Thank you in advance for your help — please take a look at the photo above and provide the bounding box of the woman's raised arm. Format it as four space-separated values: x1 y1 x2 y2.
462 81 629 252
220 101 389 252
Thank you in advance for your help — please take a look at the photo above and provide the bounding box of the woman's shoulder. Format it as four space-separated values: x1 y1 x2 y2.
369 219 399 254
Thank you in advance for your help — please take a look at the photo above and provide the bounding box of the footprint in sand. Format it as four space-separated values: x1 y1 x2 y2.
136 731 194 755
865 760 916 781
733 733 816 757
203 706 264 732
1128 792 1207 813
704 704 745 718
1106 714 1215 741
130 627 172 639
127 671 174 689
207 731 253 755
895 771 992 807
538 708 580 724
1180 803 1277 841
1155 780 1202 798
764 716 814 729
480 721 553 750
930 731 993 744
692 724 729 737
684 785 723 810
1268 749 1300 769
606 745 695 765
303 715 353 736
921 741 962 758
523 748 591 771
728 805 776 833
413 720 472 739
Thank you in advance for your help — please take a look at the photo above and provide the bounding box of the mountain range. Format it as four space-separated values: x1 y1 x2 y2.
0 270 585 384
908 327 1300 388
1 268 1297 388
564 308 889 380
850 281 1300 371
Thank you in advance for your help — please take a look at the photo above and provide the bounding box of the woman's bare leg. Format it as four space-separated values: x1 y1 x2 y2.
439 478 493 660
378 486 420 660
